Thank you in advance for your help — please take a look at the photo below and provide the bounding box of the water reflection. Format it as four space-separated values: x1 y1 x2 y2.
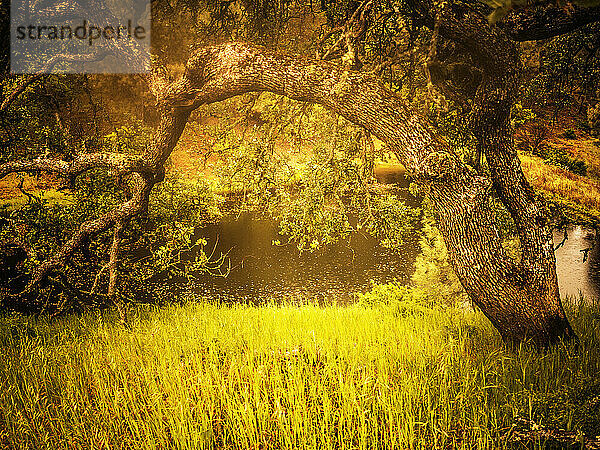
373 164 407 185
190 213 419 304
554 226 600 299
189 165 418 304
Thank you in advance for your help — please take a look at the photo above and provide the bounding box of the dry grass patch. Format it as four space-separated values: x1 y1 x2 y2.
519 152 600 214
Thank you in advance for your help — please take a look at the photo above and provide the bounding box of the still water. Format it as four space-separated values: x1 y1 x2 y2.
190 166 600 303
554 226 600 299
190 166 418 303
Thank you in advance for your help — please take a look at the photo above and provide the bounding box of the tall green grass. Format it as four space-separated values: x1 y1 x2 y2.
0 297 598 449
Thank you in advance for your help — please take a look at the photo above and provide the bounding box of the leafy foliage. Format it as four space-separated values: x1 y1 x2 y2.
522 23 600 113
410 217 469 306
0 76 94 162
357 281 439 318
123 176 227 288
0 119 227 312
197 94 420 253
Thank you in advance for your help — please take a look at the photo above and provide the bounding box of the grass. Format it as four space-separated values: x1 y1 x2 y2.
0 174 73 210
520 151 600 218
555 137 600 180
0 297 599 449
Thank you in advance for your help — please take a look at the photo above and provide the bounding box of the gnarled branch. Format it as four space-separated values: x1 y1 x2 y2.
0 153 150 180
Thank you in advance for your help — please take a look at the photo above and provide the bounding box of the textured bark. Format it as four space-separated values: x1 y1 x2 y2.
108 222 128 324
0 153 149 179
26 171 153 291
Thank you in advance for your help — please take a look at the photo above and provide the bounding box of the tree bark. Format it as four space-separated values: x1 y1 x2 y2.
423 2 580 346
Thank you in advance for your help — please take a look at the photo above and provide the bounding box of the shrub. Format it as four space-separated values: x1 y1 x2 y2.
547 150 587 176
409 217 469 306
511 102 537 129
0 170 225 314
356 282 435 317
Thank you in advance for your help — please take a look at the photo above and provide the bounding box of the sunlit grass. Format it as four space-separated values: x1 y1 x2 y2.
0 174 74 210
0 298 598 449
520 151 600 214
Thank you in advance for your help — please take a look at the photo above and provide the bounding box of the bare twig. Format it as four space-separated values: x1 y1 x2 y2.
16 177 38 204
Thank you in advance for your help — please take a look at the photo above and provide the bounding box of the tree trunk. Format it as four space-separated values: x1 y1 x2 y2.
164 41 575 347
430 3 579 346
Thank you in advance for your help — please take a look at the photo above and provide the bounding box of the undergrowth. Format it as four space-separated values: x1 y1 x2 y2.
0 294 597 449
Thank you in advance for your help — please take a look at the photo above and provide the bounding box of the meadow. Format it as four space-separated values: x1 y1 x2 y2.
1 292 599 449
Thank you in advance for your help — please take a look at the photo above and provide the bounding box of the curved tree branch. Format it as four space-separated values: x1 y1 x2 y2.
166 42 576 344
3 105 188 296
6 37 577 345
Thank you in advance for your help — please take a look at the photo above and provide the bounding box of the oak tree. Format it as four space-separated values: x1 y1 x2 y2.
2 0 600 346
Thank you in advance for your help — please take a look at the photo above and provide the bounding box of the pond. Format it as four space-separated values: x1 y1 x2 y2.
189 166 419 304
554 225 600 300
189 166 600 303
